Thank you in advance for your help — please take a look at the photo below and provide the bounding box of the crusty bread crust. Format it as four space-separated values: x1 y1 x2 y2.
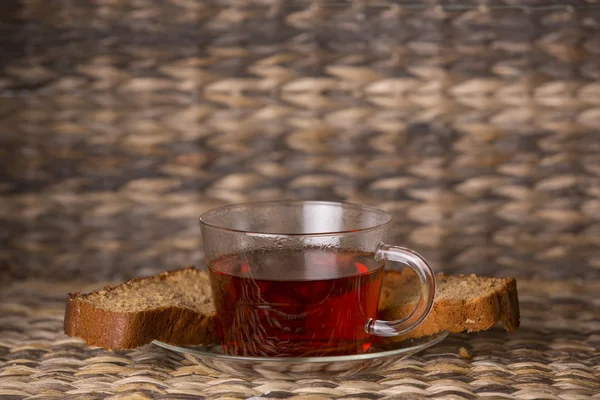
64 267 218 350
377 271 520 340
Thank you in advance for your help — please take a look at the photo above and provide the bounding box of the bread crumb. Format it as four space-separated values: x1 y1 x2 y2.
465 318 475 324
459 347 473 359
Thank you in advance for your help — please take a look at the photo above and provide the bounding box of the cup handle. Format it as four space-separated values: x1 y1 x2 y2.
366 243 437 337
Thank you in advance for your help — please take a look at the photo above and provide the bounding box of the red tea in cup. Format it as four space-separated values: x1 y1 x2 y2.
208 248 384 357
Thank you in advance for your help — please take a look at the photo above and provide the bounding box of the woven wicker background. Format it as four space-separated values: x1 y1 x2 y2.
1 0 599 282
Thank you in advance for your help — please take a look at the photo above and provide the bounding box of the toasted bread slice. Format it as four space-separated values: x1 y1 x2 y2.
64 267 519 350
64 267 218 350
378 269 520 340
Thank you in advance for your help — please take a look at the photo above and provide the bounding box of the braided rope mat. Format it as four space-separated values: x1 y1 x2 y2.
1 278 598 399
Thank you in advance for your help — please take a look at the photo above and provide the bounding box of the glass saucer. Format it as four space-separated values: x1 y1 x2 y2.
153 330 449 379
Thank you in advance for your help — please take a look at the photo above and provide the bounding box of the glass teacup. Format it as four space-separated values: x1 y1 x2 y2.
199 200 436 357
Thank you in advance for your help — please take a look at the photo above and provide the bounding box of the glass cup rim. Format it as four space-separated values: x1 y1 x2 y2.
198 200 392 237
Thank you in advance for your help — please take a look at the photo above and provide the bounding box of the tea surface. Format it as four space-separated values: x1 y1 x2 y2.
208 248 384 357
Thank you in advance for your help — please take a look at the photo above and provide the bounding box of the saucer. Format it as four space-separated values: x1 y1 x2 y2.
153 330 449 379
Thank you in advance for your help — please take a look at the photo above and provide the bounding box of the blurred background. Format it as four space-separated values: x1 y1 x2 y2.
0 0 598 283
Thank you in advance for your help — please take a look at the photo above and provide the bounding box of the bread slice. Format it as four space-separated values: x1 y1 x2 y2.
378 269 520 340
64 267 218 350
64 267 519 350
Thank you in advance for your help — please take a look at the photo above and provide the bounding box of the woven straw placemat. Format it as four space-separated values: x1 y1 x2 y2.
1 278 598 399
